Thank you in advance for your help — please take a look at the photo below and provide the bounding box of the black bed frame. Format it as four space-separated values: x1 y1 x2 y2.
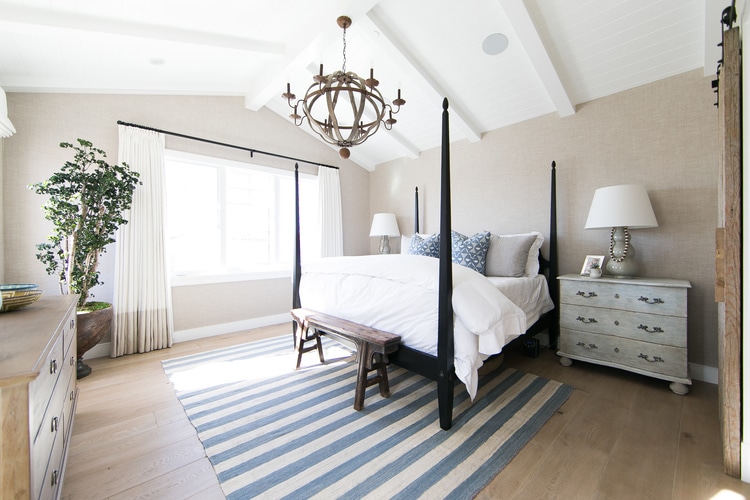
292 98 558 430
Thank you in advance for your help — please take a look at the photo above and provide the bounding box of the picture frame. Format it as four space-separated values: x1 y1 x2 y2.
580 255 605 275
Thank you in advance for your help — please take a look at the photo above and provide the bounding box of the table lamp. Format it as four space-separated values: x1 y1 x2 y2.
584 184 658 278
369 213 400 254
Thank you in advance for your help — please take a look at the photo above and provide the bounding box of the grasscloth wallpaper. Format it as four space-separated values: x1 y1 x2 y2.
371 69 719 368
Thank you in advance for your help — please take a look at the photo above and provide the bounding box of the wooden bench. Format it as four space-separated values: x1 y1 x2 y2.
291 308 401 411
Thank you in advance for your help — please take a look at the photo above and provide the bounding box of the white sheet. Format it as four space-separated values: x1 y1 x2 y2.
486 275 555 327
299 254 529 398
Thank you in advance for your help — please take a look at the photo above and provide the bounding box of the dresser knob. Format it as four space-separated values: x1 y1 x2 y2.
614 347 620 353
614 293 620 299
51 469 59 486
614 320 620 326
49 359 58 375
51 416 58 432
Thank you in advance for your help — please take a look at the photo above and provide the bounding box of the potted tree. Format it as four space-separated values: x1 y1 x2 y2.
29 139 140 378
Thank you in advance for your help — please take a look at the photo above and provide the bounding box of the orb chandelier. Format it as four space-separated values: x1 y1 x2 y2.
282 15 405 159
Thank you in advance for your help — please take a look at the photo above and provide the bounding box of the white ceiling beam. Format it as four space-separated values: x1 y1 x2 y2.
0 3 283 54
361 10 483 143
498 0 575 117
244 0 382 112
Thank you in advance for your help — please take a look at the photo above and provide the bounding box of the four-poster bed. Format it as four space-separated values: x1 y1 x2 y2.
292 99 558 430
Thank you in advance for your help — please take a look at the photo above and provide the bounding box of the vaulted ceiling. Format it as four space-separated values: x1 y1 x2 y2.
0 0 726 170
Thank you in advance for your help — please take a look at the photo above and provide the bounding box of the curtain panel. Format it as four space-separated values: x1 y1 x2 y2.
113 125 174 357
318 166 343 257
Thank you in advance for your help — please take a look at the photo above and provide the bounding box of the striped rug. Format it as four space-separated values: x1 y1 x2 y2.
163 335 573 499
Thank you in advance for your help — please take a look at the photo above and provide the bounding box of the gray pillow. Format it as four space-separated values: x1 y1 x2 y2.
485 233 539 277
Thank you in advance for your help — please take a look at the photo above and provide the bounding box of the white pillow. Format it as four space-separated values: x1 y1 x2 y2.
524 231 544 276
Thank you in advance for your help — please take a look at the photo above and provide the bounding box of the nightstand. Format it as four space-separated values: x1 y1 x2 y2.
557 274 692 394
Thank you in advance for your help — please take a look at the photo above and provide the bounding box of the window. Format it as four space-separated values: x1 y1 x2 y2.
164 150 319 284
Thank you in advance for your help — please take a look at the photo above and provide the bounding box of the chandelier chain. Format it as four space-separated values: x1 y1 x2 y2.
341 24 347 73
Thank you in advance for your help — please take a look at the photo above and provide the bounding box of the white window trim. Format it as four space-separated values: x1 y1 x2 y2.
164 149 316 285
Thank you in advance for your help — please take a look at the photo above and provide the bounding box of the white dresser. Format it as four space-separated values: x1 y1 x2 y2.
0 295 78 499
557 274 691 394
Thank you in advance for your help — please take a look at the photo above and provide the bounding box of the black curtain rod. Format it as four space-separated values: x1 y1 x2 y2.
116 120 339 170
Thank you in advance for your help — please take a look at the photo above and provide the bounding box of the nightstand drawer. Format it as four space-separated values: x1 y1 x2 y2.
559 329 689 379
560 280 687 317
560 304 687 347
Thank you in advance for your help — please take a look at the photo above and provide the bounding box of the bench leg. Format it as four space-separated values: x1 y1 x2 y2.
353 347 391 411
294 321 326 370
354 343 369 411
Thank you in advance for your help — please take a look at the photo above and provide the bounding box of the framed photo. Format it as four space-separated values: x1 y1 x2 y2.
580 255 605 275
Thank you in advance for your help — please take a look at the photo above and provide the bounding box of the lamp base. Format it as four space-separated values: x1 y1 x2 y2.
379 235 392 254
607 226 638 278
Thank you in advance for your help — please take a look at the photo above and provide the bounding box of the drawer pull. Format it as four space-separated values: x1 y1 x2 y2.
637 324 664 334
638 296 665 305
614 348 620 353
576 341 598 350
638 353 665 363
51 416 58 432
51 469 59 486
70 390 75 401
50 359 58 374
70 355 76 366
576 316 598 324
70 319 75 329
576 291 598 298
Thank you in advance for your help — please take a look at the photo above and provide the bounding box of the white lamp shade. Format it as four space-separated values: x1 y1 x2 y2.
369 213 400 237
585 184 658 229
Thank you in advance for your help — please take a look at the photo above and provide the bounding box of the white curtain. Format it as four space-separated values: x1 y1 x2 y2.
112 125 174 357
318 166 343 257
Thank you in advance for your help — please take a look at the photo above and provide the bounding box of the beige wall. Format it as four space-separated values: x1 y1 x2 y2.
371 69 720 368
3 94 370 335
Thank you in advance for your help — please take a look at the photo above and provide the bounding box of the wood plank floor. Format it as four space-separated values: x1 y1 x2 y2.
62 324 750 499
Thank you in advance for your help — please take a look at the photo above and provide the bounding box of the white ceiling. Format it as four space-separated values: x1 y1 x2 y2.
0 0 728 170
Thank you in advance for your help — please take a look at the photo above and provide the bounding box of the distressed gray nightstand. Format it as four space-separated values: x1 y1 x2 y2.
557 274 692 395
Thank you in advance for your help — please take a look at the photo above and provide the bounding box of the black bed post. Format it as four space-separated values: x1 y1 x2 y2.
437 98 455 430
292 163 302 342
414 187 419 234
548 161 559 349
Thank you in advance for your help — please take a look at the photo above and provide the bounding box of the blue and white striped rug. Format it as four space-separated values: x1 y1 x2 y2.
163 335 573 499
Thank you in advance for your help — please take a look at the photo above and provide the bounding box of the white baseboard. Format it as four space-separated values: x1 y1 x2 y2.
742 442 750 484
81 313 290 359
689 362 718 385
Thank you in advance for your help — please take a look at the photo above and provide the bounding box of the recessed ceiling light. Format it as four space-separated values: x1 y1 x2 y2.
148 57 166 66
482 33 508 55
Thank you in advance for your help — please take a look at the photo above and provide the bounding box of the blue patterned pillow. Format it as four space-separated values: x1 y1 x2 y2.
408 233 440 258
451 230 491 273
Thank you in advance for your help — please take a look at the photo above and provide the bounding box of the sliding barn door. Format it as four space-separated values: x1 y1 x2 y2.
716 25 741 478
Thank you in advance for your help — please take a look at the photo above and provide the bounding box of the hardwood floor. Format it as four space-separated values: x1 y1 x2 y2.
62 324 750 499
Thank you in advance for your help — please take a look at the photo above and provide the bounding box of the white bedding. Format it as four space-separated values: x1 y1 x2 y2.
486 275 555 327
299 254 549 398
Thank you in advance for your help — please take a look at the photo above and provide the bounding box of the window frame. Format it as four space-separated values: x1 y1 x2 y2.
164 149 318 286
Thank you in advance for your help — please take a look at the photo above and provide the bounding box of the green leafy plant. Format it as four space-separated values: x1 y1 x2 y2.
29 139 140 308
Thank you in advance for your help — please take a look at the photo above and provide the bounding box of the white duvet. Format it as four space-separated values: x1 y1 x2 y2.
299 254 527 398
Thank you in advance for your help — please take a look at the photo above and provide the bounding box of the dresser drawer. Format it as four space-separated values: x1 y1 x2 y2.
37 410 66 500
29 330 65 440
560 280 687 317
32 402 63 499
560 304 687 348
559 329 689 380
